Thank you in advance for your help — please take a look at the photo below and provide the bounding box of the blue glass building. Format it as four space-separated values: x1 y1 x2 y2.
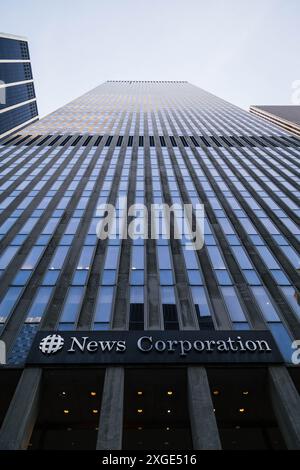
0 81 299 450
0 33 38 139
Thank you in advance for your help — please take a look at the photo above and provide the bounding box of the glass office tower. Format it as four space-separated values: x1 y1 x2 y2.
0 32 38 139
250 105 300 138
0 81 300 450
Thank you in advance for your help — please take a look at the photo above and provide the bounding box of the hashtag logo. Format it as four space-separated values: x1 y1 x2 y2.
39 335 64 354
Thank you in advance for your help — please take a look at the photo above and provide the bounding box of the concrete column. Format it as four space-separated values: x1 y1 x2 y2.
96 367 124 450
187 366 221 450
269 366 300 449
0 368 42 450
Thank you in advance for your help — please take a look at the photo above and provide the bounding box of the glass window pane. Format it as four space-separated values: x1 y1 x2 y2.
161 286 176 305
191 287 211 317
130 286 144 304
94 286 114 322
0 287 22 322
60 287 84 323
131 246 144 270
26 287 53 320
221 286 247 322
251 286 280 322
12 270 32 286
207 246 226 269
21 246 44 269
42 270 60 286
157 246 172 270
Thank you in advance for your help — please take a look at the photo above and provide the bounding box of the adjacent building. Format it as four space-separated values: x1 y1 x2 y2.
250 105 300 137
0 32 38 139
0 81 300 450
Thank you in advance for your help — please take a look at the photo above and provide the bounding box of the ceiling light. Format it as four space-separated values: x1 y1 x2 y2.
92 409 99 414
242 391 249 396
90 392 97 397
167 409 171 414
137 409 143 414
63 409 70 414
213 390 220 396
239 408 245 413
167 391 173 396
137 391 143 396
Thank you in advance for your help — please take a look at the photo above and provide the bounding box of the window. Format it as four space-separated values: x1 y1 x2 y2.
129 304 144 330
231 246 253 269
130 286 144 304
60 287 84 323
251 286 280 322
77 246 94 269
255 246 280 269
163 304 179 330
42 270 60 286
192 287 212 318
187 270 202 286
94 286 114 323
12 270 31 286
243 270 261 285
271 270 290 286
157 246 172 270
221 287 247 322
130 270 144 285
49 246 70 269
0 287 22 322
72 270 88 286
207 246 226 269
21 246 44 269
0 246 18 269
161 286 176 304
215 270 232 285
104 246 120 270
26 287 53 322
131 246 144 270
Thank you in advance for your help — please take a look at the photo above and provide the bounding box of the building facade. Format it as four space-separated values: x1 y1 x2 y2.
250 105 300 138
0 32 38 139
0 81 300 450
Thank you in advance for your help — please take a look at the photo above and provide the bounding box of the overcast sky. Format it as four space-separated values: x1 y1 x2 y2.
1 0 300 117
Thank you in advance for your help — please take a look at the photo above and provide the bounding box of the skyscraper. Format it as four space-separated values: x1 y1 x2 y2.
250 105 300 137
0 32 38 139
0 81 299 450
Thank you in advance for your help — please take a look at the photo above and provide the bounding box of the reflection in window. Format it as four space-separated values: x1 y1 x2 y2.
59 286 84 325
251 286 280 322
280 287 300 320
221 286 247 322
26 287 53 322
94 286 114 323
0 287 22 322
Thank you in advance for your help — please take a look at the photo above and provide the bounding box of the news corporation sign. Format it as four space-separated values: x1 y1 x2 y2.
26 331 283 365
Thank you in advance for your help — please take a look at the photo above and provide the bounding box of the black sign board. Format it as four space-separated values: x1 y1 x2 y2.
26 330 283 366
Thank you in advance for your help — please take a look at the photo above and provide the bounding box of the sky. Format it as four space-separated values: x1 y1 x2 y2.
1 0 300 118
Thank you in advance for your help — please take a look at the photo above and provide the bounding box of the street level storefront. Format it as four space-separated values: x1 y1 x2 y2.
0 330 300 450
